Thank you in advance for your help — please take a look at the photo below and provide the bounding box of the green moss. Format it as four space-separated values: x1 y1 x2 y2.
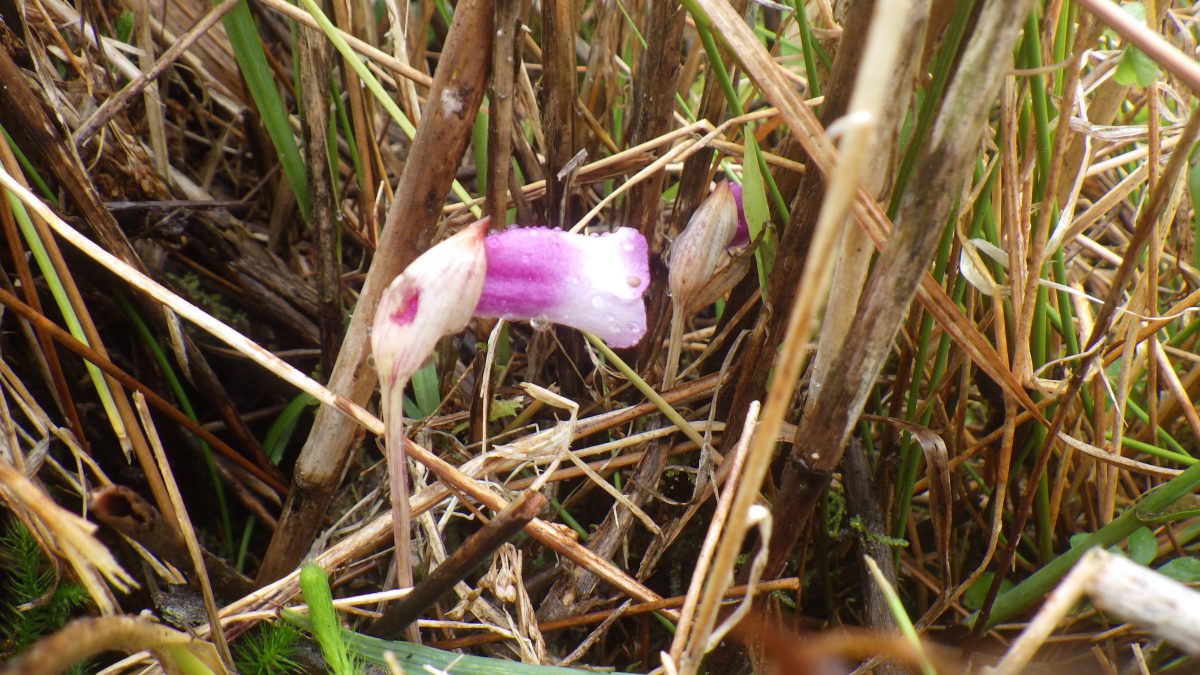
232 622 303 675
0 516 91 670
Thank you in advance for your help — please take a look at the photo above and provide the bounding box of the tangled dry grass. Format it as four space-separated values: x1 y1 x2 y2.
4 1 1200 673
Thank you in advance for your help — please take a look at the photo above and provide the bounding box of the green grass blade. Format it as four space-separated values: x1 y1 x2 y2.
863 555 936 675
741 134 777 293
1019 9 1054 201
331 81 362 186
6 190 128 455
261 393 317 464
975 457 1200 630
220 0 310 223
286 612 630 673
1 126 57 206
790 0 822 106
114 290 233 553
584 332 711 454
404 361 440 419
296 0 481 218
298 563 360 675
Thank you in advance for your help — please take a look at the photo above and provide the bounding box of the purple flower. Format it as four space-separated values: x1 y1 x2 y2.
475 227 650 348
726 182 751 249
371 219 488 591
369 218 651 596
372 219 489 393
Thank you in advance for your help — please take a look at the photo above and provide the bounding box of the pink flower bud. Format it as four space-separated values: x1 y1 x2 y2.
371 218 488 593
475 227 650 348
371 219 489 394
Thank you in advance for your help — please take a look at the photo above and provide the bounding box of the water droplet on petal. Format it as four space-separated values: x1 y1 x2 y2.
621 241 634 252
591 296 603 308
530 318 549 329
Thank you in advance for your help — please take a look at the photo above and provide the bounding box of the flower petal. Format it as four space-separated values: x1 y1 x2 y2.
727 182 750 248
371 219 488 389
475 227 649 348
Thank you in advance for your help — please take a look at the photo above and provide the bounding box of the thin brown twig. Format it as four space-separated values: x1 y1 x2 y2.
74 0 241 144
429 578 800 651
368 490 546 638
135 392 234 669
1076 0 1200 95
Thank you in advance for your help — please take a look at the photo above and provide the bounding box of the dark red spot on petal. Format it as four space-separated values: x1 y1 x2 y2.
390 288 420 326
